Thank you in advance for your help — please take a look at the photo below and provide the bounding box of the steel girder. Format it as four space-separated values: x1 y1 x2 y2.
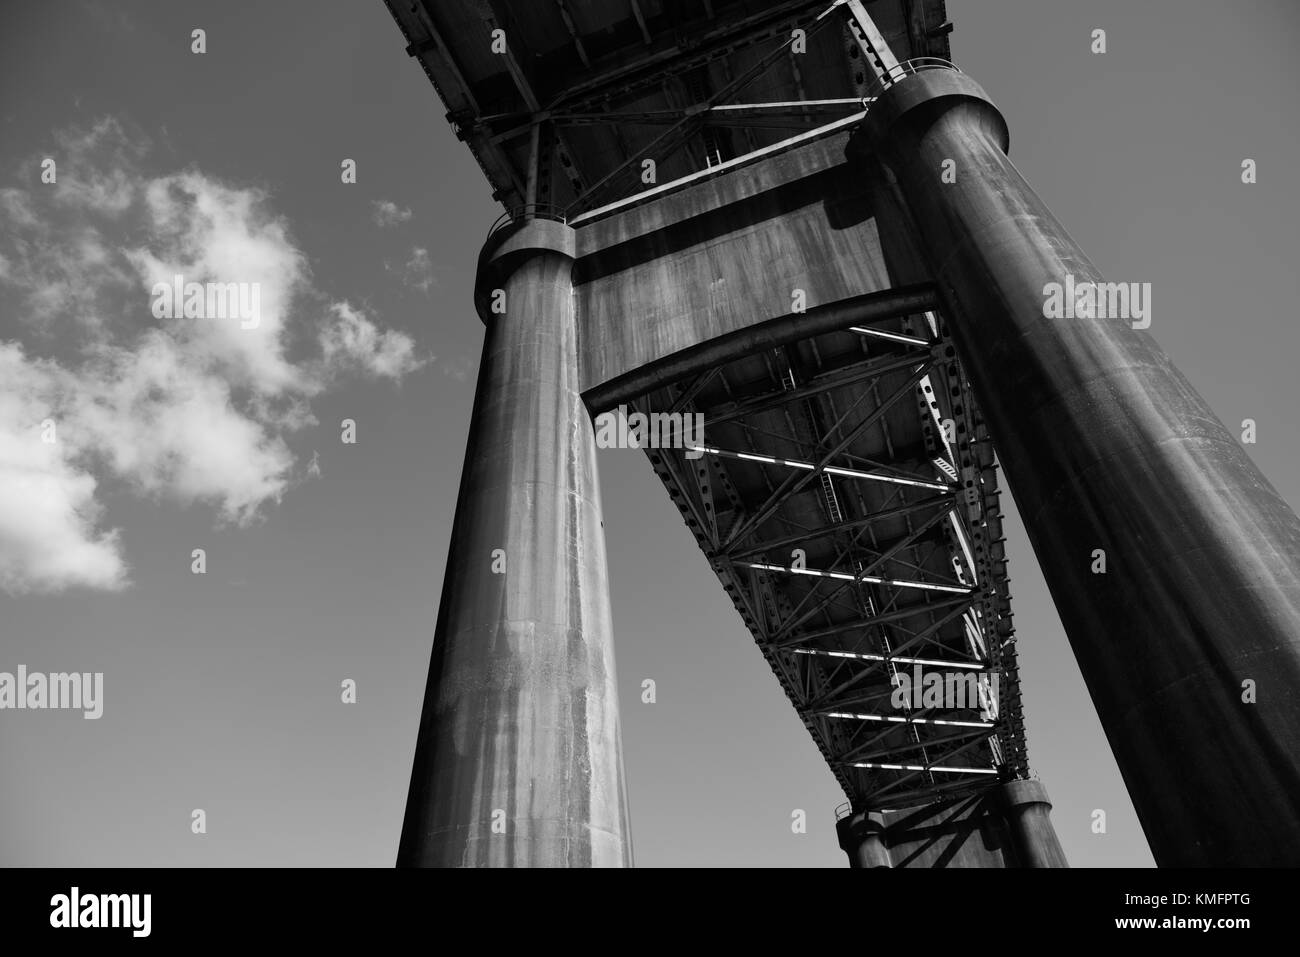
634 297 1027 812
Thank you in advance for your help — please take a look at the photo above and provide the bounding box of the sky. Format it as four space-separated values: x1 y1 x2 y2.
1 0 1297 868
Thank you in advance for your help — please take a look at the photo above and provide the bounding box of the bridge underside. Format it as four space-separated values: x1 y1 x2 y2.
571 121 1030 822
385 0 953 214
392 0 1073 868
392 0 1300 870
609 289 1026 812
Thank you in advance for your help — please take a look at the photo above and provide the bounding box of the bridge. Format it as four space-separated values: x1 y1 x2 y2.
383 0 1300 867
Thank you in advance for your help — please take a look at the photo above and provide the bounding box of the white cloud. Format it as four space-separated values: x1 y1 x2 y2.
0 344 127 593
50 117 145 215
318 301 426 380
387 245 435 294
124 171 309 395
370 199 412 227
68 333 298 524
0 118 425 593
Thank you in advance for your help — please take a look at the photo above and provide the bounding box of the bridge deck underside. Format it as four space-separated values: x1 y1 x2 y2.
386 0 950 212
630 302 1028 811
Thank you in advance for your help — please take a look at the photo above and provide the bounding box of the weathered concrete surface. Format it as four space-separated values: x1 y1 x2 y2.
836 810 891 868
398 221 632 867
573 132 923 398
862 67 1300 866
999 780 1069 868
584 284 939 413
837 781 1067 868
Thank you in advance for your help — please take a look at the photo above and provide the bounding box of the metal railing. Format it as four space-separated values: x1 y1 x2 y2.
861 57 960 103
485 203 568 242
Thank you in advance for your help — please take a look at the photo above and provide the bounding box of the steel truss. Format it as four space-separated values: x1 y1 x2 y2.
387 0 1027 815
632 296 1028 812
390 0 955 212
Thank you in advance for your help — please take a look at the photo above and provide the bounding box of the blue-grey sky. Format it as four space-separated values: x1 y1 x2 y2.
1 0 1297 867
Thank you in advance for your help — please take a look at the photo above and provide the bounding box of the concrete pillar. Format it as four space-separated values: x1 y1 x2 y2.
858 66 1300 866
997 780 1068 868
836 810 891 868
397 219 632 867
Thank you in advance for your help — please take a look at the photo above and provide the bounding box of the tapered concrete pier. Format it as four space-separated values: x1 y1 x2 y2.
859 65 1300 866
397 220 632 867
999 780 1069 868
836 810 890 868
836 781 1066 868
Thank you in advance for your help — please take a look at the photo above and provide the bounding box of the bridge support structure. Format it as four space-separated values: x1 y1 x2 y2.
859 64 1300 866
397 220 632 867
388 0 1300 869
836 780 1067 868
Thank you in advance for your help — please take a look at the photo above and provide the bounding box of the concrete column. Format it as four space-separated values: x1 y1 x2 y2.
397 219 632 867
858 67 1300 866
836 810 891 868
997 780 1068 868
